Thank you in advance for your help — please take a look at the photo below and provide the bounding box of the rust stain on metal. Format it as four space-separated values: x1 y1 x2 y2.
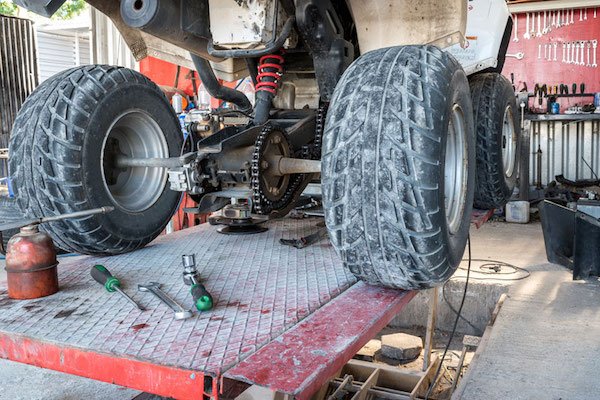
54 309 77 319
131 323 150 331
5 225 59 300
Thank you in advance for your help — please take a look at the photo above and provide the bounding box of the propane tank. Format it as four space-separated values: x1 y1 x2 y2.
5 225 59 299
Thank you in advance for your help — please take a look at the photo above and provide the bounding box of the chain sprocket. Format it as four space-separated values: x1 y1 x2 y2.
252 125 305 215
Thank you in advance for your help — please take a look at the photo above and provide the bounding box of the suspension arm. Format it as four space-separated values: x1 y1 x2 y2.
114 153 197 168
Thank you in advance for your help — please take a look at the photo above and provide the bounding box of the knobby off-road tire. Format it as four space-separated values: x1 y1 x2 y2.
322 45 475 289
9 65 182 255
469 73 520 210
0 196 22 254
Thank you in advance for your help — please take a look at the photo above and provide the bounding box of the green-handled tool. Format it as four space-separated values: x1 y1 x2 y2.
190 282 213 311
182 254 213 311
91 265 145 311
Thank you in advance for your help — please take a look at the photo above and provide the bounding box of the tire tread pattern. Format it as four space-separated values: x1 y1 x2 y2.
469 72 519 210
9 65 175 255
322 45 468 289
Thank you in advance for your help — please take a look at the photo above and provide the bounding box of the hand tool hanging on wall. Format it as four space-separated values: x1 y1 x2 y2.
91 265 146 311
507 52 525 60
571 8 575 24
572 83 577 94
524 13 531 39
513 14 519 42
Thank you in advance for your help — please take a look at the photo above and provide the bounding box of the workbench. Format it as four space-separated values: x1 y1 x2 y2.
0 218 414 399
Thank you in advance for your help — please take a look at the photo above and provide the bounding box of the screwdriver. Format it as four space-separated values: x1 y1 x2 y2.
181 254 213 311
190 280 213 312
91 265 145 311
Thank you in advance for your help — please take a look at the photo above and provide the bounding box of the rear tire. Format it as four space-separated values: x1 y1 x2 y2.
0 196 22 255
9 65 183 255
469 73 520 210
322 45 475 289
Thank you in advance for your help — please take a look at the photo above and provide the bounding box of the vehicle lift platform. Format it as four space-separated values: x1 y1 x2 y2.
0 218 415 399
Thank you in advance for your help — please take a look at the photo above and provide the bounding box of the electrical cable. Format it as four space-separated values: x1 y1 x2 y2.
443 259 531 341
442 281 481 334
457 258 530 281
424 235 472 400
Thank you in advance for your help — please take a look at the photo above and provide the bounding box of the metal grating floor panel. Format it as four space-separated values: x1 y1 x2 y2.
0 217 414 399
0 218 354 373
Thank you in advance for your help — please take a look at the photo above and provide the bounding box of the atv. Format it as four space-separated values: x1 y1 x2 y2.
9 0 519 289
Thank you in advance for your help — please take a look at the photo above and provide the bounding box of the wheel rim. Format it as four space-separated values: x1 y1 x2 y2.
502 105 517 177
444 104 468 235
101 110 169 212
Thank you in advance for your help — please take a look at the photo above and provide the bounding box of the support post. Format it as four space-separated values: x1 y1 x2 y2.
422 287 439 372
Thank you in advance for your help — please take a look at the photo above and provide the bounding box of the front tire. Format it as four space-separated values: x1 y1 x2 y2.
9 65 183 255
322 45 475 289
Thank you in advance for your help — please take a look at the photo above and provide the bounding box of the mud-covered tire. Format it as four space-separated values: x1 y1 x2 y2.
9 65 182 255
0 196 22 254
470 73 520 210
322 45 475 290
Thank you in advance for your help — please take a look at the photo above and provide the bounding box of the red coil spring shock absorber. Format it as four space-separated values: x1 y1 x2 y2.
253 53 284 124
256 53 285 96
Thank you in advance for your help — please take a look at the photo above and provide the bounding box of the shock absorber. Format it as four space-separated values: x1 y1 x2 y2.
253 53 284 125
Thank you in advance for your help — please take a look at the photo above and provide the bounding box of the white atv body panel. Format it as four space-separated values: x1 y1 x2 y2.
208 0 288 50
207 0 509 79
446 0 511 75
346 0 467 52
346 0 509 76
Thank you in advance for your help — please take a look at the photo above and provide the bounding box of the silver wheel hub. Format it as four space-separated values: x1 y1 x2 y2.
502 105 517 178
444 104 468 235
101 110 169 212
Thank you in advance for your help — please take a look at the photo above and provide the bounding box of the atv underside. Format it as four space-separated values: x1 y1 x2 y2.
8 0 519 289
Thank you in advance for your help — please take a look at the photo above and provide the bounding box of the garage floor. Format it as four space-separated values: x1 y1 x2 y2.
455 260 600 400
0 220 586 399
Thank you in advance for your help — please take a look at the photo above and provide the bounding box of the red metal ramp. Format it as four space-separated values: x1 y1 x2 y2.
0 218 414 399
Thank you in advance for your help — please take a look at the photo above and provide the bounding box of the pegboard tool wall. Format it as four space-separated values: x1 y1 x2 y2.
503 7 600 103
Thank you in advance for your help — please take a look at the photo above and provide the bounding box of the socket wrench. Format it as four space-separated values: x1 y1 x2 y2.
138 282 193 320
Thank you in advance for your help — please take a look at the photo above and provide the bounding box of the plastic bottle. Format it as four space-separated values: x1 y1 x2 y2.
172 93 183 114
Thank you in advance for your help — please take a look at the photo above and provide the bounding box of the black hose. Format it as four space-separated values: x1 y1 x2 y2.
253 91 274 125
190 54 253 114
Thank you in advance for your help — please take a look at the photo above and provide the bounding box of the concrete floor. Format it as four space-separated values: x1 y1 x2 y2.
455 259 600 399
392 220 547 335
0 221 569 399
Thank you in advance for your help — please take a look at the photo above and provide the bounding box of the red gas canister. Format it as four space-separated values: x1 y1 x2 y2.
5 225 59 299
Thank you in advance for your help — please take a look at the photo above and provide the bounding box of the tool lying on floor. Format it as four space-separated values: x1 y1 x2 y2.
91 265 146 311
139 282 193 320
280 226 328 249
182 254 214 311
0 206 114 232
